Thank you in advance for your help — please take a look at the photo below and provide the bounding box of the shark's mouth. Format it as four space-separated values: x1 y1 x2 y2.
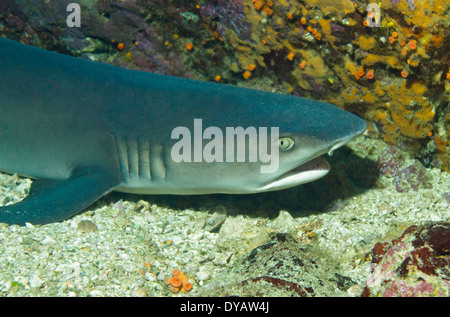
259 156 330 191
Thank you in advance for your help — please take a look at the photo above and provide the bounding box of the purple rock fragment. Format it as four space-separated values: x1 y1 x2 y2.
442 192 450 204
364 222 450 297
377 146 405 177
394 162 430 192
200 0 253 42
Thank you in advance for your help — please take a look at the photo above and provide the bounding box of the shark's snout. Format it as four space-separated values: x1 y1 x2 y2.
327 113 367 156
258 108 366 192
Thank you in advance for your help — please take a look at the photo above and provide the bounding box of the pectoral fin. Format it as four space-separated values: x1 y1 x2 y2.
0 167 119 225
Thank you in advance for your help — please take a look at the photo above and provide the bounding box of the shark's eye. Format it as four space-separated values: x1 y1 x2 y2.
278 137 294 151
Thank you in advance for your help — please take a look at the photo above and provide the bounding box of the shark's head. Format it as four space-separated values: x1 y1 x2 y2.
159 88 367 195
225 92 367 193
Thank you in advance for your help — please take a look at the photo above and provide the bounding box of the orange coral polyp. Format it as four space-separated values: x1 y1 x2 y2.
171 277 182 288
356 68 365 78
263 5 273 15
253 0 264 10
401 69 409 78
183 282 192 291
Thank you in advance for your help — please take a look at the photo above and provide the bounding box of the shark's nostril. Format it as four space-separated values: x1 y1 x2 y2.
327 137 354 156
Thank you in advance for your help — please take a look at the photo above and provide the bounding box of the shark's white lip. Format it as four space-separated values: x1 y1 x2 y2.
260 156 330 191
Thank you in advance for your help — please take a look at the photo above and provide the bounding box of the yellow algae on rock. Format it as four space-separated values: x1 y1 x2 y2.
390 109 432 139
363 54 403 70
380 0 393 9
318 18 336 43
415 106 436 123
375 80 434 139
331 74 435 143
294 49 329 76
303 0 355 19
344 59 358 77
354 36 377 51
394 0 450 36
360 87 377 104
330 64 354 94
253 0 264 11
293 51 330 91
219 0 448 171
430 1 448 15
373 81 386 97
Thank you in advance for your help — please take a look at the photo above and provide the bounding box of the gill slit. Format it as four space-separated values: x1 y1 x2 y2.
112 134 153 181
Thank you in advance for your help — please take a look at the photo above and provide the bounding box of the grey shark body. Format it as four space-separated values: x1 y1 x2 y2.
0 37 366 225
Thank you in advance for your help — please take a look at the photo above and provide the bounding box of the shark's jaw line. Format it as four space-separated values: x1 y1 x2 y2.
259 156 330 191
259 134 357 192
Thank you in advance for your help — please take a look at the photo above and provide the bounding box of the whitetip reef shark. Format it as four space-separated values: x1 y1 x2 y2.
0 37 366 225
